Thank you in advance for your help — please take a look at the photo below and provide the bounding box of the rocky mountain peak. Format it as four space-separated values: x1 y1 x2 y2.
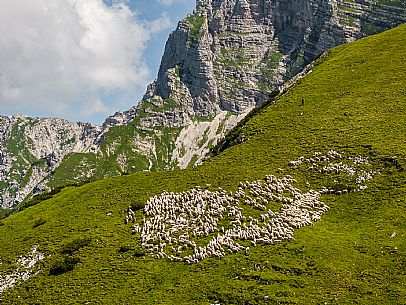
146 0 401 121
1 0 405 208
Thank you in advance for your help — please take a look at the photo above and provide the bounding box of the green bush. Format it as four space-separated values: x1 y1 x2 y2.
0 208 15 220
49 255 80 276
32 218 46 228
118 245 134 253
60 237 92 255
130 202 144 212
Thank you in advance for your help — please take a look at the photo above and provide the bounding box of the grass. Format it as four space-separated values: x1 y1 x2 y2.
0 24 405 304
1 97 184 201
144 98 182 113
49 117 182 188
185 14 206 39
367 0 406 9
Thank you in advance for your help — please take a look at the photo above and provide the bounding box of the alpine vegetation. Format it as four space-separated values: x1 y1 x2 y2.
0 23 404 303
128 151 377 263
1 0 405 209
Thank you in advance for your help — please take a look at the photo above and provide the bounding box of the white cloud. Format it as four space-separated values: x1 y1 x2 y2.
0 0 171 122
79 97 111 117
146 12 171 34
156 0 189 6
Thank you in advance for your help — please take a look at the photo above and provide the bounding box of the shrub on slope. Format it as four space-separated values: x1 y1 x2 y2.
0 25 405 304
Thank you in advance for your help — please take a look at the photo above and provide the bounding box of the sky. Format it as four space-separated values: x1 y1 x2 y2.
0 0 195 124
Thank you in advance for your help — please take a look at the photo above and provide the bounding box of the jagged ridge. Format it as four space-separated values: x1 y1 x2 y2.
1 0 405 208
0 24 405 303
0 115 102 208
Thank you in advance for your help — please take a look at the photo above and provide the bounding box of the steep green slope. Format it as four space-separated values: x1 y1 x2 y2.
41 0 406 191
2 0 406 209
50 121 182 187
0 25 405 304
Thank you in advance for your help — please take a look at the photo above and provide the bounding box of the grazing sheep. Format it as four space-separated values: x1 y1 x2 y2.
126 151 375 263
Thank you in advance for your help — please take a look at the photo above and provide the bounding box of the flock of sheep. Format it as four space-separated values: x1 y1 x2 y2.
127 150 376 263
289 150 374 192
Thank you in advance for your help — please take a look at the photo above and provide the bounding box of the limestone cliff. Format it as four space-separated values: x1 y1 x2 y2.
106 0 405 170
0 115 102 208
1 0 404 208
139 0 405 116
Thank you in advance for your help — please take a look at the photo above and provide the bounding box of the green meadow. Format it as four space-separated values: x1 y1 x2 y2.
0 24 405 304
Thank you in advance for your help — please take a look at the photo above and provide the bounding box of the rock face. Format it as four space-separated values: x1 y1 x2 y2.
0 115 102 208
1 0 404 208
139 0 405 116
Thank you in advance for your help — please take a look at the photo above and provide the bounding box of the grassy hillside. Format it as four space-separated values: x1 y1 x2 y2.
0 24 405 304
50 120 182 188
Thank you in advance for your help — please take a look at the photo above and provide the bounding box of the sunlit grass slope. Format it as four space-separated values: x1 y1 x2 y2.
0 24 405 304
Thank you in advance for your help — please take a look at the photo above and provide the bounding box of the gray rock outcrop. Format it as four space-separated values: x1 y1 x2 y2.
137 0 405 120
1 0 404 208
0 115 102 208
